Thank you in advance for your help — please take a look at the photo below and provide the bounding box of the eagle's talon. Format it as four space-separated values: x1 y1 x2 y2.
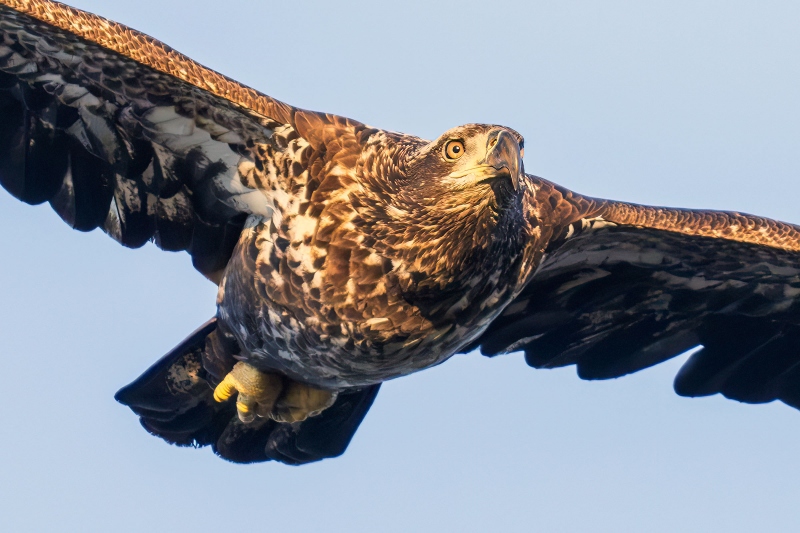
235 394 257 423
213 362 283 424
212 374 238 403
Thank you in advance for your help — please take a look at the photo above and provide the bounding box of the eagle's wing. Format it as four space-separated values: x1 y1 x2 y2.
0 0 365 281
472 175 800 409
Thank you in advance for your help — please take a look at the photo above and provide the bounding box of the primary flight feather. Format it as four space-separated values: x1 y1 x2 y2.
1 0 798 464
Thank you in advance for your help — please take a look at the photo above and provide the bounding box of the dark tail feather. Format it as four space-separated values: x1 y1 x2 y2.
115 318 381 465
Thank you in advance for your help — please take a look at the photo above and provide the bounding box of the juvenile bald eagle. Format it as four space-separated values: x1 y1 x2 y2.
1 0 799 465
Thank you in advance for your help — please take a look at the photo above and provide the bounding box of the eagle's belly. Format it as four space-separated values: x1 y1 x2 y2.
216 220 510 389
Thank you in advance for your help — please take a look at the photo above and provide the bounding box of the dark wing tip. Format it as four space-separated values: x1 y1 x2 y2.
674 319 800 408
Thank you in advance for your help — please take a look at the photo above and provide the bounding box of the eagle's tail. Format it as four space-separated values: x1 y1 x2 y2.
114 319 380 465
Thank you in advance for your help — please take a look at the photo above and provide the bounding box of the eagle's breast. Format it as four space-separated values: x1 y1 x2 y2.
216 129 528 388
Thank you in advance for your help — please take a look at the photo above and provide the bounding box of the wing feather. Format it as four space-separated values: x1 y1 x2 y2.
474 175 800 410
0 1 364 281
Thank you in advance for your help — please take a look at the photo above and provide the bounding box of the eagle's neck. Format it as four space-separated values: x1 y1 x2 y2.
395 195 528 324
349 132 528 326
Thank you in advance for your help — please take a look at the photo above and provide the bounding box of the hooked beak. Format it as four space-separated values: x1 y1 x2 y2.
482 130 523 190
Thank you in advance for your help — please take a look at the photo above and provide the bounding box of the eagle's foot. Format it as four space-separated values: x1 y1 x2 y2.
271 382 339 423
213 362 283 423
213 362 337 424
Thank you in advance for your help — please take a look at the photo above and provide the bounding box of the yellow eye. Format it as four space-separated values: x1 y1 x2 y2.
444 140 466 160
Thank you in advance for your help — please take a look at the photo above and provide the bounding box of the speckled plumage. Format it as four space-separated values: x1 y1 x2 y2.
2 0 799 464
217 125 531 388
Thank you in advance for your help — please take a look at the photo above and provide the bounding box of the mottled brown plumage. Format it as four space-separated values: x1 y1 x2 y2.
1 0 799 464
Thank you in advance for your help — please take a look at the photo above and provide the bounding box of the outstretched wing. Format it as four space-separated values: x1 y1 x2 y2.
0 0 365 281
473 175 800 409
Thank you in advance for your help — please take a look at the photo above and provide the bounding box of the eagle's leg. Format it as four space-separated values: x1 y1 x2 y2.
213 362 338 423
213 362 283 423
272 381 339 423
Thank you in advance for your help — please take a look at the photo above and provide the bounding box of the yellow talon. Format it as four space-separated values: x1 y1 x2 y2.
213 374 238 403
211 362 284 423
211 362 338 424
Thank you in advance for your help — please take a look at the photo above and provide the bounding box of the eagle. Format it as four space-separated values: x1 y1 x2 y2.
1 0 799 465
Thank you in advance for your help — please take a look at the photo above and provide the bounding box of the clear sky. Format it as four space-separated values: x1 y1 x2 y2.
1 1 799 532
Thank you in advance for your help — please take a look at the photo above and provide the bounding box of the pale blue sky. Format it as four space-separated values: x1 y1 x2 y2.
1 1 799 532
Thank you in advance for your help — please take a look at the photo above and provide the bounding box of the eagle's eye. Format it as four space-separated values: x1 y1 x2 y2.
443 140 466 161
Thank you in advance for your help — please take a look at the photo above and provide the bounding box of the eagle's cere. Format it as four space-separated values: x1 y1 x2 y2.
1 0 799 465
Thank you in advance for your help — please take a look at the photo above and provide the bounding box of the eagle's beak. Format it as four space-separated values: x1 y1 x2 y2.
483 130 523 191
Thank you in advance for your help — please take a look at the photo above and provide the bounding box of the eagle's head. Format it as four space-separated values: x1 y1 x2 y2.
404 123 525 206
353 123 528 305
